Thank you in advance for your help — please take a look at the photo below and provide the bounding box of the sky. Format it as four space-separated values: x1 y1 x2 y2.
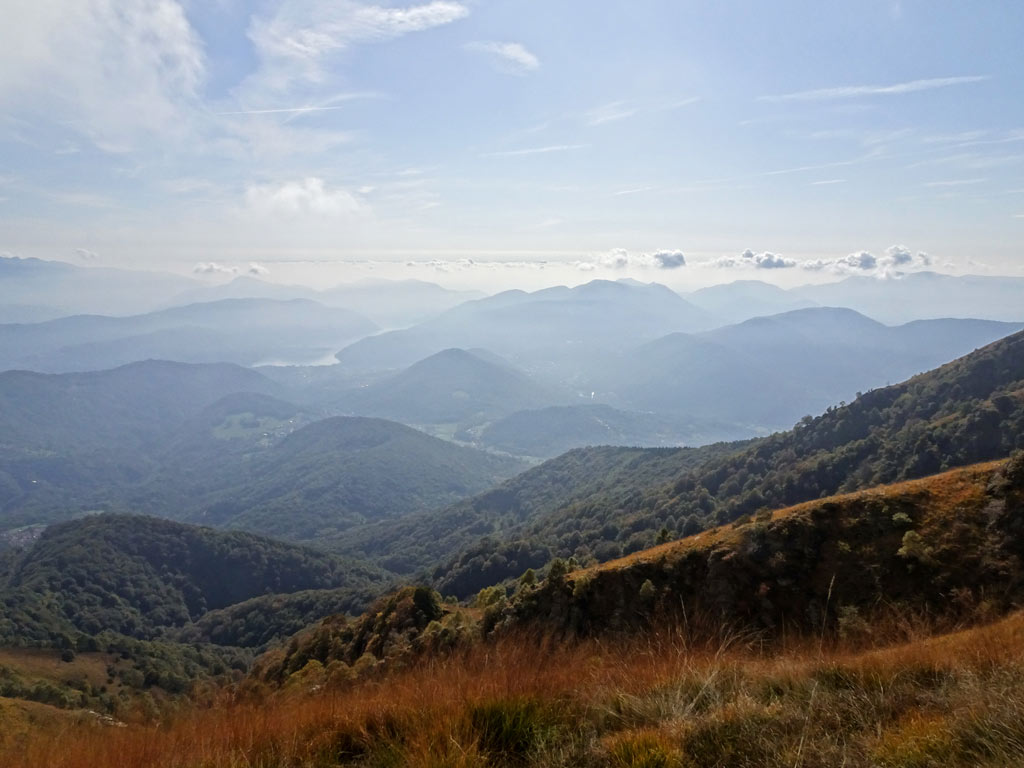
1 0 1023 291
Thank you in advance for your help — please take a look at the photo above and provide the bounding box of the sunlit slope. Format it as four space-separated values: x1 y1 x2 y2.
511 457 1023 636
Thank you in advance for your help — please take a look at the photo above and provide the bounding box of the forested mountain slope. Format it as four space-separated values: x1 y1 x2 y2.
507 456 1024 636
422 328 1024 596
329 441 752 588
0 515 389 648
171 416 527 541
0 363 288 527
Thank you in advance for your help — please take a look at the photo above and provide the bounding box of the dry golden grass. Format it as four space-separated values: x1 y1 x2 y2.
581 460 1004 577
7 611 1024 768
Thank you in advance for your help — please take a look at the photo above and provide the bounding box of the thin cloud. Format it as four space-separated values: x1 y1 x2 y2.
760 75 989 102
586 101 637 126
465 41 539 75
215 93 382 116
614 186 659 196
659 96 701 111
217 106 346 116
811 179 846 185
924 178 987 187
247 1 470 90
481 144 587 158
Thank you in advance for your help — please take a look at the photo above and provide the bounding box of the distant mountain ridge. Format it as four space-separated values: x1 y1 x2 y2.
792 271 1024 324
0 298 378 372
334 279 716 376
598 307 1023 428
170 276 483 329
0 255 200 317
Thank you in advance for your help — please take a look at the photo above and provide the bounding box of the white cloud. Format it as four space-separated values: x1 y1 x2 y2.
713 249 796 269
248 262 270 276
74 248 98 261
592 248 687 270
465 41 539 75
193 262 238 275
802 245 931 276
835 251 877 271
878 244 931 274
760 75 989 103
0 1 206 150
246 1 469 91
600 248 630 269
244 177 366 217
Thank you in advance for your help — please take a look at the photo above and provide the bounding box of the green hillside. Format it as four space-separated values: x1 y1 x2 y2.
423 328 1024 595
330 441 750 591
0 514 388 647
509 456 1024 636
176 416 527 542
0 361 282 528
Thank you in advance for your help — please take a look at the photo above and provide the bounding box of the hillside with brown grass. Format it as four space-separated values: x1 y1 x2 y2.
8 607 1024 767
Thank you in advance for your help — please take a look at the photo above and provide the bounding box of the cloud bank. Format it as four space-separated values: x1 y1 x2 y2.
583 248 687 270
713 249 797 269
803 245 932 276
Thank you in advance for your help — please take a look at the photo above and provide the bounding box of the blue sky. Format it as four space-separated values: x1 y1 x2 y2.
1 0 1022 290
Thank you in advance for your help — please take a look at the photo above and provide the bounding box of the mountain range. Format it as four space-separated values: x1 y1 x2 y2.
0 298 378 372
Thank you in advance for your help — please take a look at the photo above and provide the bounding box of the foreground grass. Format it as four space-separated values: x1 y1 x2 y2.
6 610 1024 768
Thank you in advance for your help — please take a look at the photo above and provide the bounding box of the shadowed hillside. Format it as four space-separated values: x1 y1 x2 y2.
0 514 389 647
